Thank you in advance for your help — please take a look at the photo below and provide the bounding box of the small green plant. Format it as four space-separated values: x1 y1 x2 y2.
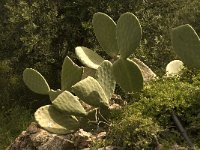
75 12 144 92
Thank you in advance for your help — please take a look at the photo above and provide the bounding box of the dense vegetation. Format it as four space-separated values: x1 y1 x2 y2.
1 0 200 149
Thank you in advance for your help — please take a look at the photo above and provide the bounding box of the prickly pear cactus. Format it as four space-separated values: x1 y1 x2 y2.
116 12 142 59
75 46 104 69
93 12 118 57
171 24 200 68
72 76 109 108
23 56 83 102
82 67 96 79
34 105 79 134
75 12 143 93
52 91 87 116
23 68 50 95
48 89 62 102
112 58 143 92
166 60 184 77
95 60 115 100
61 56 83 91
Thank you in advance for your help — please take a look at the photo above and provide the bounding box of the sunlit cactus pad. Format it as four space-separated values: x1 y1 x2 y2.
35 105 79 134
61 56 83 91
48 89 62 102
75 46 104 69
96 60 115 100
23 68 50 95
52 91 86 116
72 76 109 108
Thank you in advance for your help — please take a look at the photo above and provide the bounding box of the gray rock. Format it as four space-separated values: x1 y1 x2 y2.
132 58 157 82
7 122 74 150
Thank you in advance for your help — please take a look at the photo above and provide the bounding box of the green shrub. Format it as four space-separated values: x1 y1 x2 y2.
108 111 160 149
108 78 200 149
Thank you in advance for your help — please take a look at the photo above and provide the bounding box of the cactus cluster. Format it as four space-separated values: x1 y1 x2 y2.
171 24 200 69
75 12 144 92
23 12 150 134
23 56 115 134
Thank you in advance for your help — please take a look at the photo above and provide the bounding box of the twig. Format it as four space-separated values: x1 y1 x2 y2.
171 110 195 149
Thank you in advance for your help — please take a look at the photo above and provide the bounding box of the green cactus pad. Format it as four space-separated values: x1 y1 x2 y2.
23 68 50 95
132 58 157 82
112 58 143 92
35 105 79 134
52 91 87 116
75 46 104 69
49 89 62 102
166 60 184 77
82 67 96 79
72 76 109 108
171 24 200 68
116 12 142 59
95 60 116 100
93 12 118 57
61 56 83 91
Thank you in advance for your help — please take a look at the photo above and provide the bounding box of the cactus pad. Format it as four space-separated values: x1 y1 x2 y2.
93 12 118 57
112 58 143 92
82 67 96 79
72 76 109 108
49 89 62 102
132 58 157 82
95 60 116 100
35 105 79 134
171 24 200 68
61 56 83 91
166 60 184 77
116 12 142 59
52 91 87 116
23 68 50 95
75 46 104 69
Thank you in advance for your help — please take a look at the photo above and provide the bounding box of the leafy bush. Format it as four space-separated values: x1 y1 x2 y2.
108 78 200 149
108 111 160 149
